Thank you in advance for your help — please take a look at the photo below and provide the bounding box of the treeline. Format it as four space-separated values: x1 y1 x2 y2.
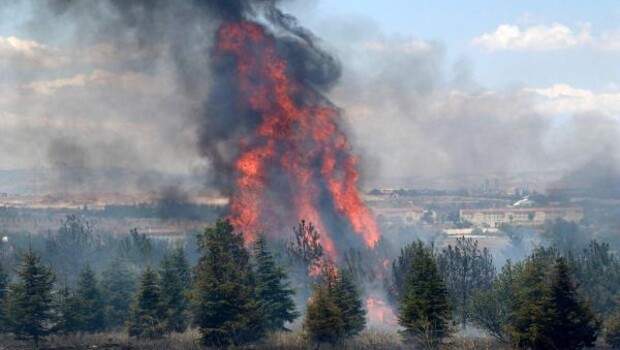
386 221 620 349
0 219 369 349
4 215 620 349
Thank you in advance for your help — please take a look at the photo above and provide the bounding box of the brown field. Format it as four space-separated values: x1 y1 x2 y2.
0 329 507 350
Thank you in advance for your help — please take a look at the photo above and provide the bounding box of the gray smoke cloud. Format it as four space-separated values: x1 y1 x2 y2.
283 12 620 191
0 0 343 195
0 1 618 195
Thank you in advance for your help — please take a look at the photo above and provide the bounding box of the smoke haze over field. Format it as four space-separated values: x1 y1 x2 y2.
0 1 619 193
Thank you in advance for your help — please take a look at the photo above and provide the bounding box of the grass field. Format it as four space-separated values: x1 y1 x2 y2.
0 329 509 350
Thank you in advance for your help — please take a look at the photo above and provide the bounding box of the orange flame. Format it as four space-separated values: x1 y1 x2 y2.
366 296 398 326
218 21 380 258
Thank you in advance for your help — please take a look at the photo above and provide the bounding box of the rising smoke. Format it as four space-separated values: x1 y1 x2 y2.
14 0 379 257
0 1 619 195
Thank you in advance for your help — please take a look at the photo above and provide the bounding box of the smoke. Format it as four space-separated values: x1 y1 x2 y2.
287 13 620 190
0 1 618 196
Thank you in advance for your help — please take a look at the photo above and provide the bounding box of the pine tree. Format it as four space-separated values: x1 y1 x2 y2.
159 249 189 333
253 236 298 331
398 241 451 350
0 264 8 331
507 249 552 349
74 265 105 333
543 257 599 349
330 270 366 337
4 249 56 348
192 220 264 347
54 285 81 334
127 267 164 339
507 251 600 350
170 246 192 291
304 284 344 345
101 260 136 329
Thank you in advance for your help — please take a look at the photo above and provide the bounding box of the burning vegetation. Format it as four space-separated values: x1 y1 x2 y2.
3 1 620 350
210 18 380 259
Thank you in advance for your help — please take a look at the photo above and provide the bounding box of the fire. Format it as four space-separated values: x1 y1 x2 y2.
366 296 398 326
217 21 380 258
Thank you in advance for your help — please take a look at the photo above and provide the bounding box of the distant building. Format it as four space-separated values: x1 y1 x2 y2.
459 207 584 228
373 206 427 225
443 227 500 236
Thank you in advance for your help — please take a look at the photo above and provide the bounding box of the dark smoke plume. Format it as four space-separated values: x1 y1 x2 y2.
35 0 341 195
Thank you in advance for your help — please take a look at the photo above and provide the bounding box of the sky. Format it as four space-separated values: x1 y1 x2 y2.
290 0 620 90
1 1 620 192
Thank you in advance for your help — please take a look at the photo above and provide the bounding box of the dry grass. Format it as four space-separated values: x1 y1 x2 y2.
0 329 505 350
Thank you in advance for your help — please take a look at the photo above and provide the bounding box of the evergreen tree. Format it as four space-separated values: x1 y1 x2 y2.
127 267 164 339
54 285 81 334
398 241 451 350
159 249 189 333
304 284 344 345
74 265 105 333
389 240 429 305
101 260 136 329
543 257 599 349
4 249 56 347
508 249 554 349
253 236 298 331
574 240 620 317
508 251 600 350
192 220 264 347
170 246 192 291
330 270 366 337
0 264 8 331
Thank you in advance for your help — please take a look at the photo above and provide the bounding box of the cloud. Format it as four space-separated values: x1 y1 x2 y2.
472 23 592 51
24 69 161 95
524 84 620 116
361 39 435 54
0 36 67 68
300 15 620 190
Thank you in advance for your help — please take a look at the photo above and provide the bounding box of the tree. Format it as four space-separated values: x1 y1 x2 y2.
4 249 56 347
127 267 164 339
191 220 264 347
74 265 105 333
159 249 189 333
54 285 81 334
437 236 495 326
304 284 344 345
398 241 451 350
507 248 557 349
100 260 136 329
542 219 588 255
287 220 324 266
389 240 433 305
253 236 298 331
330 270 366 337
0 264 8 331
470 260 519 343
169 246 192 291
118 228 154 265
508 251 600 350
542 257 599 350
605 308 620 349
45 215 93 283
574 240 620 317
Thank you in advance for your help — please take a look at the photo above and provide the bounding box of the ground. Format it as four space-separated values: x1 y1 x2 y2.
0 329 505 350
